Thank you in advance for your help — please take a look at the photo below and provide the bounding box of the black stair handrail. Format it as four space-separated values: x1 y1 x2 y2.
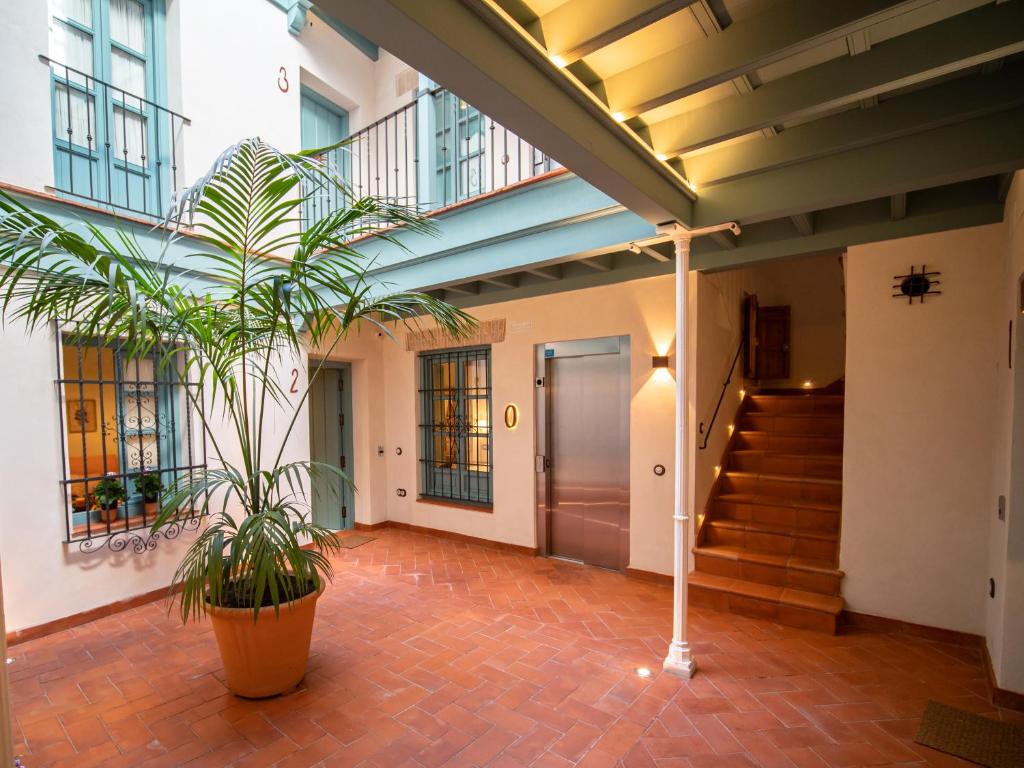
699 336 745 450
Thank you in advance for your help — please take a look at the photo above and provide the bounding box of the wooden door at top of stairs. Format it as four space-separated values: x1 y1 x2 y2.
757 305 791 380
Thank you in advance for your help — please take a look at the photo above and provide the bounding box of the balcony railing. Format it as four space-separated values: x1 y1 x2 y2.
303 86 559 233
42 55 189 219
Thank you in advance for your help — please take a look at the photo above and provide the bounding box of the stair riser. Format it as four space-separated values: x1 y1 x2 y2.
741 414 844 436
694 553 842 595
721 475 842 505
690 584 838 633
705 524 838 562
747 397 844 416
736 434 843 454
714 500 839 532
729 453 842 480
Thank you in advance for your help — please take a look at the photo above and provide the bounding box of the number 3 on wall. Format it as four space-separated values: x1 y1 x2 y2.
290 368 299 393
278 66 289 93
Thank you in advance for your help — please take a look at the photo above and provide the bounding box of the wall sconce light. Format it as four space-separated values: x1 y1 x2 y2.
652 355 670 369
503 404 519 430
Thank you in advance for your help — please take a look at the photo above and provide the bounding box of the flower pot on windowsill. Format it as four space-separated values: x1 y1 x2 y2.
144 500 158 518
95 503 119 523
206 583 324 698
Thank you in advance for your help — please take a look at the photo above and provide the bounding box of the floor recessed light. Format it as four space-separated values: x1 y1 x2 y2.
636 667 652 678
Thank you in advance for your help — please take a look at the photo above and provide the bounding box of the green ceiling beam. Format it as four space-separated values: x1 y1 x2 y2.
604 0 935 118
692 108 1024 226
684 64 1024 187
649 0 1024 156
433 187 1002 305
691 192 1003 272
317 0 695 226
534 0 696 64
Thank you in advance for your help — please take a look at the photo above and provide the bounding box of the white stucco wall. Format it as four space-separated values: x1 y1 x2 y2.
988 171 1024 694
375 275 679 575
0 0 59 193
842 224 1005 636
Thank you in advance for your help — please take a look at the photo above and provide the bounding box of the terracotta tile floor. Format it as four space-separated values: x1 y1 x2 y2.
8 528 1023 767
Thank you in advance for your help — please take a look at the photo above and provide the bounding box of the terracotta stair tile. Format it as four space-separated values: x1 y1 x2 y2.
695 391 846 633
693 545 844 595
688 572 843 633
729 450 843 480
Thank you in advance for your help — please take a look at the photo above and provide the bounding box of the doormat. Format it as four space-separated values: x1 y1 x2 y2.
915 700 1024 768
338 534 376 549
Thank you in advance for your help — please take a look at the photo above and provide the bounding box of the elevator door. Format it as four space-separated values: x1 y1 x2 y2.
547 347 629 570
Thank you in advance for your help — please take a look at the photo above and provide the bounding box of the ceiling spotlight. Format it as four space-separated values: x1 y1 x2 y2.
611 111 627 123
549 53 568 68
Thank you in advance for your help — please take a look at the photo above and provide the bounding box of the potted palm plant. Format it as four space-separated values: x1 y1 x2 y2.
91 476 126 523
133 473 163 518
0 138 473 697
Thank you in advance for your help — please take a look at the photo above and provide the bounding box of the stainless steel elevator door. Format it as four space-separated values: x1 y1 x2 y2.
548 351 628 570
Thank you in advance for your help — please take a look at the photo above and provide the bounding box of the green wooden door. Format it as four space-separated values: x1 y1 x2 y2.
309 365 354 530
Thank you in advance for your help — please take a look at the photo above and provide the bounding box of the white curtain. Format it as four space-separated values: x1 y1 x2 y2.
109 0 145 52
52 0 92 27
54 84 96 149
114 107 148 167
111 47 146 96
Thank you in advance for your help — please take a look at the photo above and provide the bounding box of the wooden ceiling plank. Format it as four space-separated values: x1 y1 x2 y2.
542 0 697 64
649 0 1024 156
683 63 1024 186
604 0 935 118
692 108 1024 226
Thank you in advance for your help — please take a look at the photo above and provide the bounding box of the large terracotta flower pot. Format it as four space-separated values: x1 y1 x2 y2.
207 587 322 698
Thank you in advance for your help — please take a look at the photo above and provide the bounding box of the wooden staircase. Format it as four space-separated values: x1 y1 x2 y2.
691 391 845 633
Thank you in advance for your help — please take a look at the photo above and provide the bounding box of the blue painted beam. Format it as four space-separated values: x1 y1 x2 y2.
350 173 635 271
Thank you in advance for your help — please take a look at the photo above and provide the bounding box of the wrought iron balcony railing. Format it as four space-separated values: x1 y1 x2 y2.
42 55 190 219
303 86 559 233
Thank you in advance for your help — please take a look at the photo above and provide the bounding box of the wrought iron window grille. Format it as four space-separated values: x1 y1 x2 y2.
55 324 207 553
418 346 493 506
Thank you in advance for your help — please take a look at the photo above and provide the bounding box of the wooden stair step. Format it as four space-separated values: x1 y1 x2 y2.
707 518 838 542
694 544 840 575
689 571 843 633
741 413 844 437
736 431 843 455
720 471 842 505
694 544 844 595
747 394 845 416
729 450 842 479
716 492 840 514
703 517 839 561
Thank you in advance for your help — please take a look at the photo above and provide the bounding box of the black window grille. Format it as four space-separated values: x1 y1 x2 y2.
418 346 492 506
56 325 206 549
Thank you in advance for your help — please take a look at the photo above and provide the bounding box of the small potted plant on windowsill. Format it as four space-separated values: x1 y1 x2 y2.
133 472 163 518
91 477 126 523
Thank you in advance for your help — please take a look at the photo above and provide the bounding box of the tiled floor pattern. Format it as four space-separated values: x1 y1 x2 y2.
8 528 1022 767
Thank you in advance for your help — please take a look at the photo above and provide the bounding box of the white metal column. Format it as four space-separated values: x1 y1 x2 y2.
657 220 741 680
663 230 696 678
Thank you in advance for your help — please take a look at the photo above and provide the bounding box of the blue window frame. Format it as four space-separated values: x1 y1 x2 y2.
58 330 206 544
300 88 349 226
418 347 493 506
48 0 175 217
431 91 486 208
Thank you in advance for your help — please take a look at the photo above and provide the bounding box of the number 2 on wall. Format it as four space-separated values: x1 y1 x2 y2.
290 368 299 393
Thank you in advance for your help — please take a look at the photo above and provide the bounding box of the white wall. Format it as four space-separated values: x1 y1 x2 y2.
0 324 198 633
988 171 1024 694
746 255 847 389
0 0 60 192
843 225 1004 636
368 276 679 574
173 0 404 181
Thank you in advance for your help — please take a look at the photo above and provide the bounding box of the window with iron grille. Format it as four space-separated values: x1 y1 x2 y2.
56 326 206 549
418 347 492 506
